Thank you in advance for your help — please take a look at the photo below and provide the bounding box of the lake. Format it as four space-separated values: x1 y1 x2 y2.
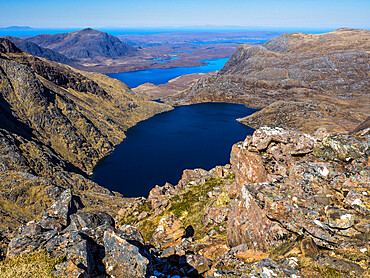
92 103 257 197
107 57 229 88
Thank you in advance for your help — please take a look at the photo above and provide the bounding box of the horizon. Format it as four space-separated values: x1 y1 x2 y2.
0 0 369 30
0 25 364 38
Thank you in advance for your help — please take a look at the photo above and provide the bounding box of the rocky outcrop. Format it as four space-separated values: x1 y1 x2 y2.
5 189 151 277
228 127 369 254
164 28 370 133
114 127 369 277
152 215 186 249
1 127 368 277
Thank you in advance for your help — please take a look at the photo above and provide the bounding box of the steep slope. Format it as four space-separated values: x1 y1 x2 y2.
2 36 74 64
0 38 171 230
165 28 370 133
27 28 137 60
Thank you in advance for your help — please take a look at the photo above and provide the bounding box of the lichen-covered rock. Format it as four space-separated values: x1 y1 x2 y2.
52 260 85 278
103 230 149 278
227 126 370 255
148 182 176 215
6 221 56 258
254 257 304 278
152 215 186 249
315 253 365 277
41 189 76 226
202 206 229 226
185 253 212 276
118 224 145 245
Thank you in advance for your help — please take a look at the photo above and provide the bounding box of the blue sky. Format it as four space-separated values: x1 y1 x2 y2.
0 0 369 29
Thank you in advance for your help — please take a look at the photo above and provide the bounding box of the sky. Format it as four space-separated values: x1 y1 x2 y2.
0 0 369 30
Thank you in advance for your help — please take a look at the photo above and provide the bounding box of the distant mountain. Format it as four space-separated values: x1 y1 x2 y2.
165 28 370 133
3 36 74 64
27 28 137 59
0 26 33 31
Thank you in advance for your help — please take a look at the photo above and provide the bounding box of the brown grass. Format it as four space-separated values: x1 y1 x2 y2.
0 250 64 278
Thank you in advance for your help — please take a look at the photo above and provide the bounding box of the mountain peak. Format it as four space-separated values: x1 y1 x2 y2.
26 28 137 59
0 38 22 54
80 27 97 33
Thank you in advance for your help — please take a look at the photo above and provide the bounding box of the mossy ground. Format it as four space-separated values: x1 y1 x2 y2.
0 250 64 278
119 175 234 244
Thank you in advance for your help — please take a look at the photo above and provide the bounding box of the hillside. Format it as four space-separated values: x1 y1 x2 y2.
0 38 171 230
3 36 74 64
26 28 137 60
164 28 370 133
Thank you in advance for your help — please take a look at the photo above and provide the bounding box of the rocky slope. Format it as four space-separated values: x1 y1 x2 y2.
0 38 171 231
2 126 368 277
3 36 74 64
26 28 137 60
164 28 370 133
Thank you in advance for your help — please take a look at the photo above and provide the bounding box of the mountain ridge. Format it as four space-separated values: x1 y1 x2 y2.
0 38 171 231
26 28 138 60
164 28 370 133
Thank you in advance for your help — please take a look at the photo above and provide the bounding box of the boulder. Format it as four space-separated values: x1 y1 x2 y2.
315 253 365 277
152 215 186 249
202 206 229 226
184 253 212 276
119 224 145 245
103 230 149 278
41 189 78 226
300 237 319 259
254 257 304 277
52 260 85 278
45 231 96 276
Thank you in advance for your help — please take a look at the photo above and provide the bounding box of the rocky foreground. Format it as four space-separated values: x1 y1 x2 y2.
1 126 368 277
164 28 370 133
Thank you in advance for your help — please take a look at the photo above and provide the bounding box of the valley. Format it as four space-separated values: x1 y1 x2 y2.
0 25 369 278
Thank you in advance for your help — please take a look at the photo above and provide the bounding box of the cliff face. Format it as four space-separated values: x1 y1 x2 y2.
164 28 370 133
0 38 171 230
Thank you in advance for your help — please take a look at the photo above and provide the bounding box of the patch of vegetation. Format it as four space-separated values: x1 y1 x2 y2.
268 240 297 261
118 175 235 244
119 201 153 225
317 266 342 278
163 177 231 240
213 191 230 207
0 250 64 278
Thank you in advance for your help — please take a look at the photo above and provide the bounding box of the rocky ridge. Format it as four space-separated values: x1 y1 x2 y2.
164 28 370 133
1 126 368 277
0 38 171 231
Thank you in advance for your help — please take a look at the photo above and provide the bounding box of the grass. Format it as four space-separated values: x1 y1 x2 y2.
119 175 234 245
268 240 297 261
0 250 64 278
